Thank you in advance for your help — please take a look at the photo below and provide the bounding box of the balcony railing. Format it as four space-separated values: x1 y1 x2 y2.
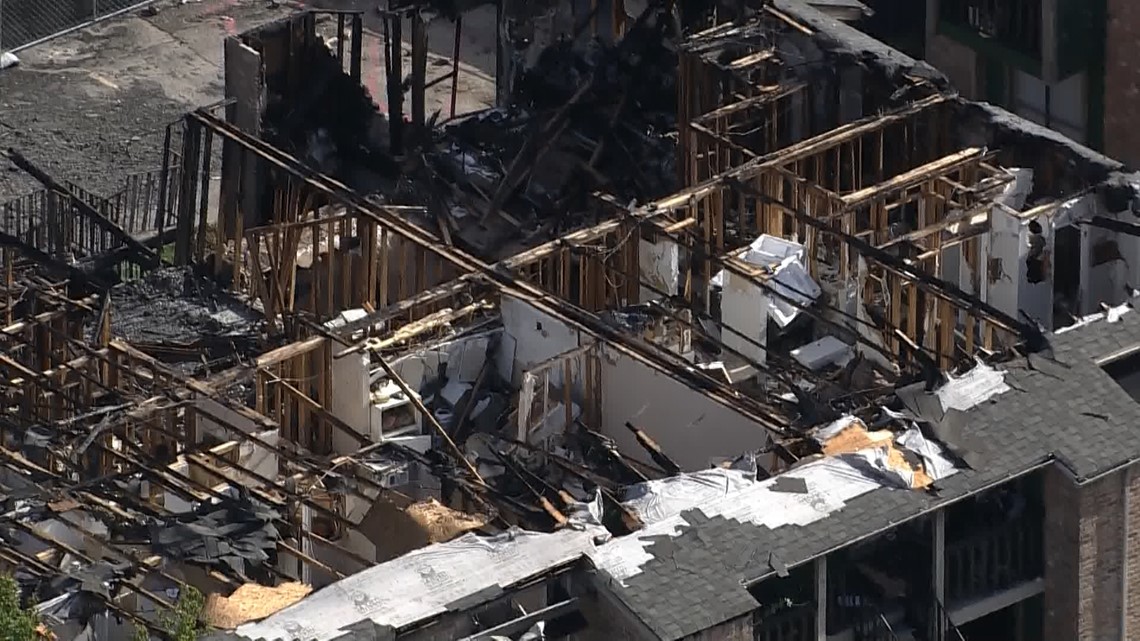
853 609 900 641
753 602 815 641
913 592 967 641
945 516 1043 605
938 0 1042 61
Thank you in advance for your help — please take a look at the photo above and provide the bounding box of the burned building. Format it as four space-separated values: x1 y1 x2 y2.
2 0 1140 641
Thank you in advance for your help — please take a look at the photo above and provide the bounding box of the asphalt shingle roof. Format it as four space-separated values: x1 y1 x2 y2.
599 310 1140 640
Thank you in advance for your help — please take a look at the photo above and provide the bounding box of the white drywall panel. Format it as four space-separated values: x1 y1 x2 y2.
598 347 774 470
638 237 680 303
720 270 768 369
331 350 371 456
500 295 581 386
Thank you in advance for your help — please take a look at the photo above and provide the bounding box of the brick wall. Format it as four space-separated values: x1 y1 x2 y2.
924 33 978 99
1044 464 1081 640
1044 463 1140 641
1104 0 1140 167
1126 468 1140 637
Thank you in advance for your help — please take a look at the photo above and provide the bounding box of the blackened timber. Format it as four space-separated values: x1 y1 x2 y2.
625 422 682 475
1083 215 1140 238
411 11 428 128
188 109 798 439
175 121 203 265
0 231 109 288
578 422 650 485
489 447 568 526
349 13 364 81
85 227 179 273
456 599 580 641
482 0 668 224
5 150 160 269
450 355 490 442
384 12 404 153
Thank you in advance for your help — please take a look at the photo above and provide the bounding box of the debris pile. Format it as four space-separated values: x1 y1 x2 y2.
422 32 678 256
103 266 261 360
204 582 313 629
145 493 280 579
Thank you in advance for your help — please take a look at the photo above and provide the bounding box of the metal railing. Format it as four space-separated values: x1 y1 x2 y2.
853 609 900 641
945 515 1043 606
754 603 816 641
101 163 182 235
924 593 967 641
0 0 160 53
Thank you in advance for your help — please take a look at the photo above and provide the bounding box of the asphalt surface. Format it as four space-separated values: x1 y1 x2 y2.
0 0 499 203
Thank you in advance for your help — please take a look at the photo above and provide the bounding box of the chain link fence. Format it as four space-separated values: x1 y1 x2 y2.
0 0 158 53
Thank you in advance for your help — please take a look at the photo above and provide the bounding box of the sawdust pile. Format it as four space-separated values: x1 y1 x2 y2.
366 497 490 563
203 582 313 629
406 498 489 542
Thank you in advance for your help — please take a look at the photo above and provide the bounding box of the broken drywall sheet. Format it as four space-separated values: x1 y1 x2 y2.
896 427 957 480
501 295 581 384
639 237 680 303
936 361 1011 412
1052 194 1095 229
986 205 1023 322
996 168 1034 211
791 336 854 371
720 268 769 368
1056 301 1133 333
712 235 821 327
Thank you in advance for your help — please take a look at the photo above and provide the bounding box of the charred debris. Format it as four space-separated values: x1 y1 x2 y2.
256 0 680 260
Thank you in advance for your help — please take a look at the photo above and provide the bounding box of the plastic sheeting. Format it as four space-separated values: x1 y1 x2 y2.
936 361 1011 412
1056 301 1132 334
766 258 822 327
593 457 883 583
236 526 607 641
896 426 957 481
596 416 963 583
622 468 757 524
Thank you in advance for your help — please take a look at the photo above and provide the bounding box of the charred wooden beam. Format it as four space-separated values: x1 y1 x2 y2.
489 447 568 526
0 231 109 288
1083 215 1140 238
624 421 681 475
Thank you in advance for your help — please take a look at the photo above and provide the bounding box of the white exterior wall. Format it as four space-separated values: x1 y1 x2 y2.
720 269 769 371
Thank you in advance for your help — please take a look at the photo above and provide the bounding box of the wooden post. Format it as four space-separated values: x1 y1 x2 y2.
411 10 428 129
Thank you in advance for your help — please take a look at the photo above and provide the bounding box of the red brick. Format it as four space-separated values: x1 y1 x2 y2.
1104 0 1140 166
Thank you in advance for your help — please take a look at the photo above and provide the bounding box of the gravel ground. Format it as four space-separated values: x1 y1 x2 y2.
0 0 243 201
0 0 501 204
0 72 188 200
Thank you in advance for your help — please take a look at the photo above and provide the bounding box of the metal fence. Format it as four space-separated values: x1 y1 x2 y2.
0 0 158 52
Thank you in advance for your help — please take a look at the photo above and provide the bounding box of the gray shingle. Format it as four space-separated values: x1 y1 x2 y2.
600 313 1140 640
